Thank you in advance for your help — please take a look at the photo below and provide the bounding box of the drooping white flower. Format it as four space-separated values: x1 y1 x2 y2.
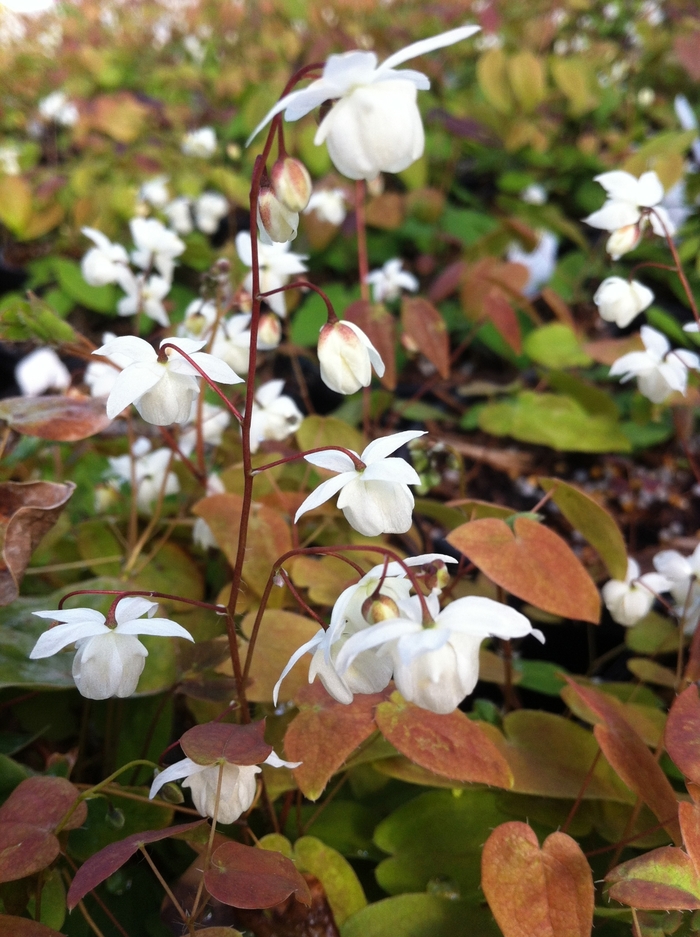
181 127 217 158
30 597 194 700
609 325 699 403
139 176 170 209
336 594 543 714
38 90 78 127
602 558 670 626
506 230 558 298
108 436 180 514
653 544 700 616
81 227 129 287
117 270 172 327
594 277 654 328
235 231 308 318
180 298 218 339
130 217 185 281
192 474 225 549
247 26 480 181
194 191 228 235
211 314 253 375
179 402 231 456
164 197 194 236
15 348 70 396
94 335 243 425
317 320 385 394
84 331 132 398
295 430 425 537
257 189 299 243
584 170 676 257
366 258 418 303
149 749 298 824
304 188 347 226
248 379 303 453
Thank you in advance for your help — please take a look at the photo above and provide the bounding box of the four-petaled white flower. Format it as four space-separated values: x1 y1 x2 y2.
594 277 654 328
584 170 676 258
108 437 180 515
85 332 132 399
130 217 185 281
94 335 242 425
336 593 543 714
139 176 170 209
179 403 231 456
195 191 229 235
609 325 699 404
248 26 480 181
602 558 670 627
304 188 348 226
81 227 129 287
164 197 194 235
235 232 308 318
149 750 298 825
317 320 385 394
182 127 217 158
248 379 304 453
211 314 253 375
117 270 172 327
295 430 425 537
366 258 418 303
30 597 194 700
653 544 700 626
15 348 70 397
39 90 78 127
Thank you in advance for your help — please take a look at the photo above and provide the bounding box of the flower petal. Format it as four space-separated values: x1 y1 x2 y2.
641 325 670 359
304 449 357 473
637 171 664 208
246 82 332 146
33 608 106 625
106 365 163 419
273 630 324 704
294 472 357 522
189 352 244 385
437 596 538 640
115 597 159 624
149 757 204 799
379 24 481 72
30 620 110 658
116 618 194 641
335 618 420 673
264 751 302 769
361 457 421 485
361 429 426 464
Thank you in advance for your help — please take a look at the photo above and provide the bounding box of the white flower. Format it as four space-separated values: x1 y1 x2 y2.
336 594 543 714
366 258 418 303
94 335 243 425
179 403 231 456
130 217 185 281
594 277 654 328
506 231 558 298
609 325 699 404
248 26 480 180
108 437 180 514
248 379 303 453
0 145 21 175
180 298 218 339
30 597 193 700
257 190 299 243
164 197 194 235
192 474 225 549
211 314 252 375
602 558 670 626
181 127 217 158
195 191 228 235
39 90 78 127
304 188 347 226
674 95 700 165
117 270 172 327
139 176 170 209
235 232 308 318
605 225 642 261
81 227 129 287
149 749 298 825
85 331 132 398
520 184 547 205
584 170 676 255
317 320 385 394
653 544 700 615
15 348 70 396
295 430 425 537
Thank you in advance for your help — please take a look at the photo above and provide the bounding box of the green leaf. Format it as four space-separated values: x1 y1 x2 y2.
341 894 500 937
524 323 592 369
291 284 361 347
0 595 75 691
0 294 76 344
514 660 569 696
441 207 499 246
547 370 619 418
68 787 173 862
52 258 117 314
294 836 367 926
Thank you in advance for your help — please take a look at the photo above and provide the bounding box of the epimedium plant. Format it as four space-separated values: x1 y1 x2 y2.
2 2 700 937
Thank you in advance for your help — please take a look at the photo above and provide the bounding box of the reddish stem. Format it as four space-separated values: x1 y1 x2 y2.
254 445 366 474
259 280 338 324
58 589 226 613
649 207 700 326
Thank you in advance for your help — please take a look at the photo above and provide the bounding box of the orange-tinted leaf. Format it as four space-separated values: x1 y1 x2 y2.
85 92 149 143
680 801 700 873
181 721 272 767
541 288 577 330
606 846 700 910
584 334 644 366
0 395 112 441
539 478 627 580
344 300 396 390
67 820 206 909
400 297 450 378
447 516 600 623
364 193 404 230
564 678 681 844
675 33 700 82
205 840 311 909
0 776 86 831
561 683 665 748
0 824 58 882
666 685 700 785
0 918 64 937
428 260 467 303
0 480 75 605
284 682 386 800
483 288 522 353
375 691 512 787
627 658 677 689
481 822 594 937
240 609 320 703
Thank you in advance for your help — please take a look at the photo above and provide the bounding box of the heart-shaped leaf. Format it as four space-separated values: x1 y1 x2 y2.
0 775 86 831
0 395 112 442
606 847 700 910
0 823 59 883
180 721 272 767
401 297 450 377
205 840 311 909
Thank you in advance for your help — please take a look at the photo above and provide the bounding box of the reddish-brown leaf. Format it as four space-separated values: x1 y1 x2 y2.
428 260 467 303
564 678 681 844
481 822 594 937
680 801 700 873
344 300 396 390
0 775 86 831
0 395 112 441
447 516 600 623
607 847 700 910
0 823 59 883
483 288 522 353
284 682 386 800
665 685 700 785
205 840 311 909
675 33 700 81
375 691 512 787
400 297 450 377
0 917 65 936
364 193 404 230
583 334 644 366
0 480 75 605
67 820 206 909
181 721 272 767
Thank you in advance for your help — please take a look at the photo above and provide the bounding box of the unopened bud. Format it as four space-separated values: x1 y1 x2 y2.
317 320 384 395
362 594 399 624
271 157 313 213
258 188 299 243
258 312 282 349
606 224 641 260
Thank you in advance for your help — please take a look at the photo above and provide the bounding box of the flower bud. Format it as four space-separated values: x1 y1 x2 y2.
594 276 654 328
419 560 451 593
271 157 313 213
362 594 400 624
606 224 641 260
258 312 282 349
257 188 299 243
317 320 385 395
